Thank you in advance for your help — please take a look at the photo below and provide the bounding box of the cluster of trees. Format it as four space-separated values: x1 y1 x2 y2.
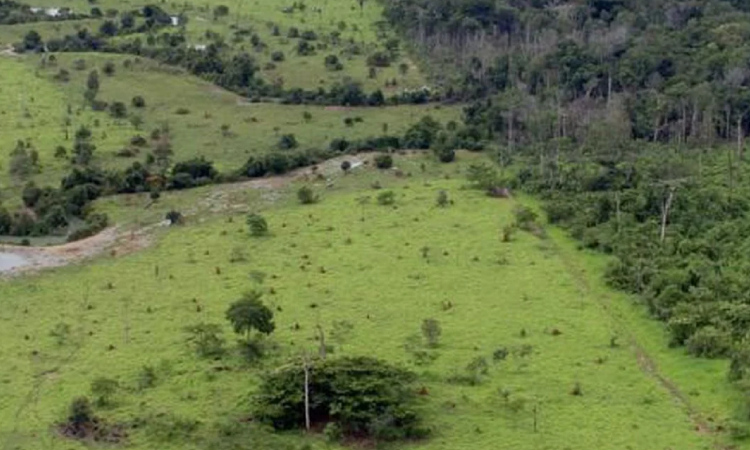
383 0 750 145
19 4 174 52
0 0 87 25
255 356 428 442
18 28 437 107
0 165 109 238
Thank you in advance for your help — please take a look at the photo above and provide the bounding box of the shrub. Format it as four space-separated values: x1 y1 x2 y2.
329 138 350 152
90 377 119 407
513 205 538 231
102 61 116 76
277 134 298 150
374 154 393 169
132 96 146 108
109 102 127 118
436 190 449 207
434 146 456 163
137 366 157 390
271 51 285 62
166 210 184 225
296 40 315 56
247 213 269 236
324 422 344 443
60 396 100 439
377 190 395 206
184 323 225 358
421 319 441 347
130 135 147 147
324 54 343 71
501 224 516 242
297 186 317 204
367 51 391 67
685 326 731 358
466 163 500 191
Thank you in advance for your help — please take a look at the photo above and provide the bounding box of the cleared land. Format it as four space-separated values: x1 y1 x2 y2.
0 155 739 450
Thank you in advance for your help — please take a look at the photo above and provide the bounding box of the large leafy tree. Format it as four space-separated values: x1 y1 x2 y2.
225 291 275 340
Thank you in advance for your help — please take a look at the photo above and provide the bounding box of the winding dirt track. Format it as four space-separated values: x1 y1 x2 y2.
0 153 374 277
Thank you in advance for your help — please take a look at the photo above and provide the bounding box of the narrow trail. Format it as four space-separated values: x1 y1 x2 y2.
545 231 727 449
0 153 375 277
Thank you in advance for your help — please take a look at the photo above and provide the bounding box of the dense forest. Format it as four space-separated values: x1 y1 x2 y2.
377 0 750 392
384 0 750 145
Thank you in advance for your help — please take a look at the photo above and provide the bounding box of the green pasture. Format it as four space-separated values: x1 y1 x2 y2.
0 155 738 450
0 52 460 201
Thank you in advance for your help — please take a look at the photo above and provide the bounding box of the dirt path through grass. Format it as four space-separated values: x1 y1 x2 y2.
0 153 375 277
544 229 729 449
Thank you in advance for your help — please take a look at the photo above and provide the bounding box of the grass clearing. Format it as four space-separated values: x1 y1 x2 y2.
0 155 734 450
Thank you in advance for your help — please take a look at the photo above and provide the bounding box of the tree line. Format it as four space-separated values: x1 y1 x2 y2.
0 0 89 25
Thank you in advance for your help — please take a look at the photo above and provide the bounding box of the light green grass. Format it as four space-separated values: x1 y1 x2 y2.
0 155 737 450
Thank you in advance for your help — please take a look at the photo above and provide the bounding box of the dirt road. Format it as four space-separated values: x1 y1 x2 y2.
0 153 375 277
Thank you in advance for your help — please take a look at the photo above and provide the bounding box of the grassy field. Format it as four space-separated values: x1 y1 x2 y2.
0 52 460 202
0 0 427 91
0 154 741 450
0 18 103 46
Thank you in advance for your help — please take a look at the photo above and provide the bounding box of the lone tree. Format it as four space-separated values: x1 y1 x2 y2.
226 291 275 341
247 213 269 236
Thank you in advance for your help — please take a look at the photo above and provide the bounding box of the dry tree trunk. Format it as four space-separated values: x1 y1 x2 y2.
303 355 311 431
660 187 675 244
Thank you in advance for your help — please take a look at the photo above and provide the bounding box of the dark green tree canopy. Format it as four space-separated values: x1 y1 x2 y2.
255 356 428 441
225 291 275 338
